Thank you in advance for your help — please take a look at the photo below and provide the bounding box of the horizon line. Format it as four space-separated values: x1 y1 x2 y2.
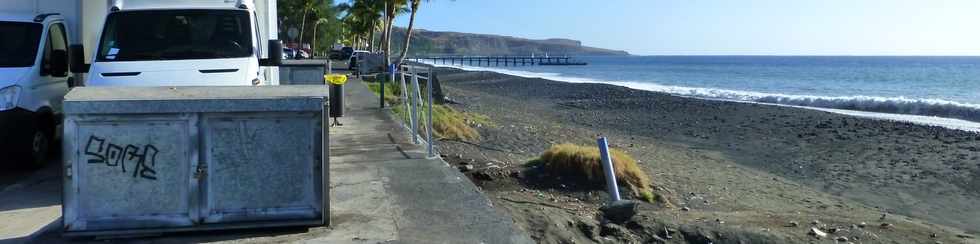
628 53 980 57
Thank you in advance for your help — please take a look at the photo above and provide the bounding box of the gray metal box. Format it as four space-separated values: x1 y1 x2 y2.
62 86 329 236
279 60 330 85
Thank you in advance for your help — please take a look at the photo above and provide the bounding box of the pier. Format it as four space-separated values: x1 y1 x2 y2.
412 56 587 66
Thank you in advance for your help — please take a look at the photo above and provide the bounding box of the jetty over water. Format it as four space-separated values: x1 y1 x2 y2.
412 56 588 66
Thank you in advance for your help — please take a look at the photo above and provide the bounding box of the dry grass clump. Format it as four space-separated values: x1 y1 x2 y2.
539 143 656 202
430 105 480 142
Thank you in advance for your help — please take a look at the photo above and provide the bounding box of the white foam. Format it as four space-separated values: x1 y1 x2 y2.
422 62 980 132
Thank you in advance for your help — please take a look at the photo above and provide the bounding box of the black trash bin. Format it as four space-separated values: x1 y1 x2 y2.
329 83 343 118
326 74 348 126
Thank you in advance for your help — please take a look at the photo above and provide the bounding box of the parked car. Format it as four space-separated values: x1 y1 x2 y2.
329 49 344 60
283 48 297 59
296 49 310 59
71 0 284 87
0 0 78 167
348 50 371 74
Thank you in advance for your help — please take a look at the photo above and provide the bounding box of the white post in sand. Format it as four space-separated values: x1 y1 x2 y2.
597 137 622 202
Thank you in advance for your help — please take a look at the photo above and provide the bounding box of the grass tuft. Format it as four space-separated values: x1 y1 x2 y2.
430 104 481 142
537 143 656 203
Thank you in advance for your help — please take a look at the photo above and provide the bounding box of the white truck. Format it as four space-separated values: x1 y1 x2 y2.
71 0 283 86
0 0 79 166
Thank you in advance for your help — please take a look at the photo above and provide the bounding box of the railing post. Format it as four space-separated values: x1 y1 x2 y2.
410 70 422 144
399 69 412 133
597 137 622 202
383 64 394 109
426 68 435 158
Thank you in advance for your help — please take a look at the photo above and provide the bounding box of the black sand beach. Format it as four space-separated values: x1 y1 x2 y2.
427 67 980 243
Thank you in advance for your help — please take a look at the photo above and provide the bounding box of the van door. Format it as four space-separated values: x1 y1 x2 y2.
37 22 71 113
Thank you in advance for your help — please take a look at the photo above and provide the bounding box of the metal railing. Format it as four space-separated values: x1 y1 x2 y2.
396 64 436 158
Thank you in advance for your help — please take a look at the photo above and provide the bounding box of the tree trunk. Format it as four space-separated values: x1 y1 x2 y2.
383 15 394 70
395 2 419 67
299 7 309 45
312 24 318 56
369 19 377 51
379 1 388 53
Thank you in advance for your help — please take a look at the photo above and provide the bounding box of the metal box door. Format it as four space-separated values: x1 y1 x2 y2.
200 112 323 223
63 115 199 231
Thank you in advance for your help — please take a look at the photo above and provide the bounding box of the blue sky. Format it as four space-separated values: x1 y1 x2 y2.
394 0 980 56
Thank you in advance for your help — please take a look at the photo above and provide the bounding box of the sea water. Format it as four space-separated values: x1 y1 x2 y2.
424 56 980 131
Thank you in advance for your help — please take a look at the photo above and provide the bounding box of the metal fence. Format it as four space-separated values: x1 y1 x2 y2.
396 64 436 159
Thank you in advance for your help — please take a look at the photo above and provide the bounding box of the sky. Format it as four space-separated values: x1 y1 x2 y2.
393 0 980 56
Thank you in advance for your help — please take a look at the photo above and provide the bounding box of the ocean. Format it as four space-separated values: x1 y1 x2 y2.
424 56 980 132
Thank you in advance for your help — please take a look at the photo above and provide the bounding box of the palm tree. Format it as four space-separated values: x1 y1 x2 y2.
339 0 384 51
311 18 329 55
394 0 421 67
298 0 316 46
381 0 408 69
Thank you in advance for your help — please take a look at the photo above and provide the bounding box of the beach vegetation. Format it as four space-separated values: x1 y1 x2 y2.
366 80 401 105
536 143 657 203
365 80 484 142
427 105 481 141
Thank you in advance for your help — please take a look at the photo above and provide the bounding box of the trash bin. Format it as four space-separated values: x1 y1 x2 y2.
326 74 348 124
62 86 330 236
329 84 344 118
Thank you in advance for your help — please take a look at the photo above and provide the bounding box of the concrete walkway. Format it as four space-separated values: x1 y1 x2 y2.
323 79 532 243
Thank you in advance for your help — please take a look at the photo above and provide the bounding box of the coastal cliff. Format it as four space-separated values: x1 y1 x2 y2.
389 27 630 56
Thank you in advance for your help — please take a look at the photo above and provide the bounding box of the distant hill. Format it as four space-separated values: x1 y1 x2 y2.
389 27 630 56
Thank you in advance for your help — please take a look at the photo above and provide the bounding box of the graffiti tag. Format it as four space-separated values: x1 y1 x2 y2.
83 135 159 180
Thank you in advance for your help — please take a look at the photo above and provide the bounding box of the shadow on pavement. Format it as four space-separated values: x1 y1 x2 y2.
27 225 315 244
0 161 61 213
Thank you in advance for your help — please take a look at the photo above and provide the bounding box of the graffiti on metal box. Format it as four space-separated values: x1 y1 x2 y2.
84 135 159 180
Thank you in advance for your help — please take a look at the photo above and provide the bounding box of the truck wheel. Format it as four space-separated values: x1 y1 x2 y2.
25 117 53 168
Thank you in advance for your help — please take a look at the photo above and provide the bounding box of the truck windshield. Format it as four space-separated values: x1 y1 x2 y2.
0 22 42 67
97 10 252 62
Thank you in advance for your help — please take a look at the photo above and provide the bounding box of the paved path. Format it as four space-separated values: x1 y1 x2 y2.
322 79 532 243
10 79 531 243
0 164 62 244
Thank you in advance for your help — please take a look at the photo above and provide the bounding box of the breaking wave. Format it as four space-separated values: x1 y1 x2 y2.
614 81 980 123
424 62 980 131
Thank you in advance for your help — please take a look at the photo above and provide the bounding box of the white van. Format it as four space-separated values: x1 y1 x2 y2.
72 0 282 86
0 12 74 166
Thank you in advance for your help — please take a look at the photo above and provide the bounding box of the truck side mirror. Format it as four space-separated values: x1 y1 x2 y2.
50 50 69 77
70 44 90 73
260 40 283 66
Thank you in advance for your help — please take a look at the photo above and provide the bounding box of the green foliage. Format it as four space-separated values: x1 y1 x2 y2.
278 0 344 53
640 191 656 203
365 79 401 105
